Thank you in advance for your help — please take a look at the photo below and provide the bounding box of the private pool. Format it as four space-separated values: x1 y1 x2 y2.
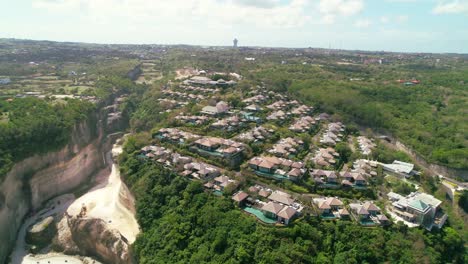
243 207 277 224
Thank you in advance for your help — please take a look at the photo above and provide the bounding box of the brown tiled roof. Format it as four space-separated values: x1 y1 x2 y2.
339 208 350 215
249 158 262 166
277 207 297 219
259 189 271 198
291 162 304 169
259 160 276 169
232 191 249 202
327 197 343 206
268 191 294 205
261 202 285 214
319 201 331 209
264 156 282 165
354 173 366 181
357 207 369 215
363 202 380 212
378 214 389 221
288 168 303 177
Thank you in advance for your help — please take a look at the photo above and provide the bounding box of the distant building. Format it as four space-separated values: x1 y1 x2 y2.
0 78 11 85
233 38 238 48
382 160 418 178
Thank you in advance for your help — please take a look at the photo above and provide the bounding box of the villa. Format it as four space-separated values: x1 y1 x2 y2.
313 197 349 219
382 160 418 178
201 101 230 116
349 201 389 226
387 192 446 230
235 126 274 143
357 136 376 155
289 116 317 133
248 156 306 181
268 137 304 158
155 128 201 144
191 137 245 166
312 147 340 168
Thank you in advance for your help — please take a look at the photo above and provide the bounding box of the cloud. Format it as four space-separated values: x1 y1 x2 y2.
32 0 312 29
318 0 364 24
378 15 408 24
396 15 409 23
433 0 468 14
229 0 282 9
380 16 389 23
354 18 371 28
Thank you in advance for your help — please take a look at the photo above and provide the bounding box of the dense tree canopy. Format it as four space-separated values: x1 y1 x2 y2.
119 151 467 264
0 97 94 179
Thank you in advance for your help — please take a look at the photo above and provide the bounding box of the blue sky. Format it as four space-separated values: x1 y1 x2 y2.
1 0 467 53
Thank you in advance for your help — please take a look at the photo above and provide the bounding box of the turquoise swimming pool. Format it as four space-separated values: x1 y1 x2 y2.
243 207 277 224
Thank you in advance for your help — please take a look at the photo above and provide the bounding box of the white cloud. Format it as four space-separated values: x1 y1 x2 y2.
433 0 468 14
32 0 312 29
317 0 364 24
380 16 389 23
378 15 408 24
396 15 409 23
229 0 282 9
354 18 371 28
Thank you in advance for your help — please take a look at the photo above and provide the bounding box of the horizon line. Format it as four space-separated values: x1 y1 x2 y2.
1 37 467 56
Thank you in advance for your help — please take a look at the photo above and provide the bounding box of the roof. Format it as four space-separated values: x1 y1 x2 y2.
258 189 271 197
353 174 366 181
319 201 331 209
277 207 297 219
261 202 285 214
363 202 380 212
268 191 294 205
201 105 219 114
339 208 350 215
409 199 429 212
258 160 276 169
412 192 442 208
383 160 414 174
327 197 343 206
232 191 249 202
377 214 389 221
357 207 369 215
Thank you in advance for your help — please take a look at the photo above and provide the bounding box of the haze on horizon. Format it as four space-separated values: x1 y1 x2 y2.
1 0 468 53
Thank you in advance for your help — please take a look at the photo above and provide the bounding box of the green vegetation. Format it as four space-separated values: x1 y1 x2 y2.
458 190 468 213
250 63 467 170
0 97 94 179
120 151 466 264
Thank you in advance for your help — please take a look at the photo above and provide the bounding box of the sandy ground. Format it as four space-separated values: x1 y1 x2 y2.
66 143 139 243
21 254 85 264
10 194 76 264
175 68 198 80
10 139 139 263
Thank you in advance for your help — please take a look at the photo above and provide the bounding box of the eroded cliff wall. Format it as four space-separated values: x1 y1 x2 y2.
0 114 105 264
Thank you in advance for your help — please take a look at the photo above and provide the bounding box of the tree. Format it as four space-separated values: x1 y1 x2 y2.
458 190 468 213
335 142 352 164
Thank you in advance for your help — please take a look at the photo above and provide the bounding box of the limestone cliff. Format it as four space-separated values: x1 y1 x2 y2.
0 114 105 263
53 215 135 264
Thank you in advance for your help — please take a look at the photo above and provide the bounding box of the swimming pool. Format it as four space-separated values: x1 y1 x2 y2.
243 207 277 224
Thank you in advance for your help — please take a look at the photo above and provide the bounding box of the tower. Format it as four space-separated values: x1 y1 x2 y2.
233 38 238 48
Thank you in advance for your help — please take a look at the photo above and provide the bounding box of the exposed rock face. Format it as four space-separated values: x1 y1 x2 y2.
26 216 57 250
0 95 131 263
52 215 81 254
53 215 134 264
0 114 105 263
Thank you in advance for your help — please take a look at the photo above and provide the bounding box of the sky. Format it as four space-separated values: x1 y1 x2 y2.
1 0 467 53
